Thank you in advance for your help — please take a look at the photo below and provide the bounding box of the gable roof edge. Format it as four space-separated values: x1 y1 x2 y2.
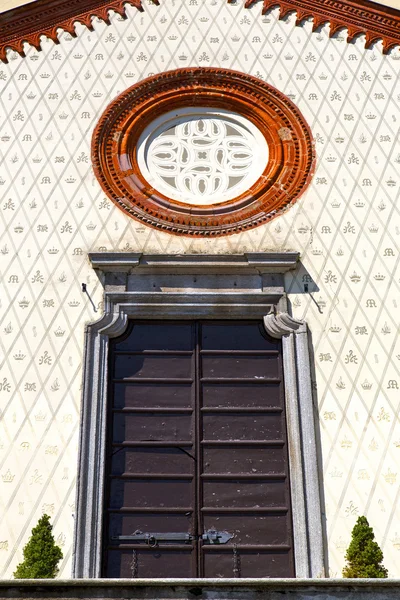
0 0 399 63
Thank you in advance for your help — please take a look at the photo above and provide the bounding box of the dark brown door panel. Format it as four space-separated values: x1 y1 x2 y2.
103 321 294 578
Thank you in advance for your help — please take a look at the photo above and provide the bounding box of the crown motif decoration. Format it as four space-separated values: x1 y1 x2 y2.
13 350 26 361
350 272 361 283
65 176 76 183
54 326 65 337
58 111 68 119
1 470 14 483
68 300 80 307
34 411 46 422
361 380 373 390
374 273 385 281
47 247 59 254
297 225 310 234
18 297 30 308
331 201 341 208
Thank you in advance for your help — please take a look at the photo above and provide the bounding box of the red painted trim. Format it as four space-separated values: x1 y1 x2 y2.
0 0 144 62
92 67 315 237
0 0 400 61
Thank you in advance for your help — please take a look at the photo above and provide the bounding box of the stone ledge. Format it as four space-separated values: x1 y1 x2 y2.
3 578 400 587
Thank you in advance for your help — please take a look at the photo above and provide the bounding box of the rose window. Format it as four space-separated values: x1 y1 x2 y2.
137 109 269 206
92 68 314 236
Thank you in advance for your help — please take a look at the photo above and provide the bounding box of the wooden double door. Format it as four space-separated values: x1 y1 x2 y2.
103 320 294 578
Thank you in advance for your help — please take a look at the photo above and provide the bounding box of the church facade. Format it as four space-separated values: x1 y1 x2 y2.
0 0 400 579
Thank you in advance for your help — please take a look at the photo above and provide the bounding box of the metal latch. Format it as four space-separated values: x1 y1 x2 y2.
112 528 232 546
201 528 232 544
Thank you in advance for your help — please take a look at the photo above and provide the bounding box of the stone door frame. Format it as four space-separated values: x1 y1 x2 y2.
72 253 325 579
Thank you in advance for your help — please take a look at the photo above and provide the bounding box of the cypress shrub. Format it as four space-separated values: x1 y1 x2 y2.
14 514 63 579
342 515 388 578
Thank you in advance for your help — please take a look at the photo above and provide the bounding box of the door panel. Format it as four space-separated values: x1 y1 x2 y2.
114 355 193 379
203 549 292 578
103 320 294 578
201 355 280 378
203 446 285 474
113 412 193 442
107 549 194 578
202 413 283 440
202 383 282 408
202 479 288 508
111 448 194 475
113 383 193 408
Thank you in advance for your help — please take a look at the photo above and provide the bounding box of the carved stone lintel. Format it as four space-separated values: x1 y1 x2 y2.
263 311 305 338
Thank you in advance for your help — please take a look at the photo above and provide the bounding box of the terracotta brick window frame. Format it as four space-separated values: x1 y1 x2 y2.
92 68 315 237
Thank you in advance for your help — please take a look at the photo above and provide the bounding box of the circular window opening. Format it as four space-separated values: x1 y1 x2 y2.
92 68 315 236
137 108 269 206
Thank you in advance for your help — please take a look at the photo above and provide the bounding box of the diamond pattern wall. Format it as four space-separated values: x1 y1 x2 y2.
0 0 400 578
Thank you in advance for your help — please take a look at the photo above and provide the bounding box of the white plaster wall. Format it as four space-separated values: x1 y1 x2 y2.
0 0 400 578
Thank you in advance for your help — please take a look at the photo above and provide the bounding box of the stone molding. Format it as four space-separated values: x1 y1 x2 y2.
263 310 324 578
1 0 399 61
73 252 325 578
91 68 314 237
88 252 300 273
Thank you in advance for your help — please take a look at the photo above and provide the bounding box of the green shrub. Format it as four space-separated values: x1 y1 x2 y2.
342 516 388 578
14 514 63 579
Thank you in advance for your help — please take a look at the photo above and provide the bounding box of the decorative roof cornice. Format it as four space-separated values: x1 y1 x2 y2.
0 0 399 62
0 0 144 62
235 0 400 52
